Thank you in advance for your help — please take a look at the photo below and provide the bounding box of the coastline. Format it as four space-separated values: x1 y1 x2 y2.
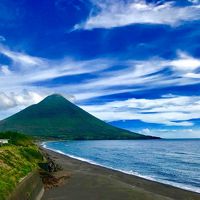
41 140 200 193
40 146 200 200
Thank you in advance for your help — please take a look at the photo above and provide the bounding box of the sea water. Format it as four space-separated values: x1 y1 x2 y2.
43 139 200 193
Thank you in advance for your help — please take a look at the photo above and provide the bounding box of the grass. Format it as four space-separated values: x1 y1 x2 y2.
0 132 43 200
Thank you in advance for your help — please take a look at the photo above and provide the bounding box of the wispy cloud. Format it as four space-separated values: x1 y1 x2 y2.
74 0 200 30
0 46 43 67
1 45 200 102
1 45 200 128
0 45 113 89
81 95 200 126
139 128 200 138
66 51 200 101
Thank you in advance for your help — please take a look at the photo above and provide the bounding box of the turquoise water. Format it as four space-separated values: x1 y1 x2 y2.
43 139 200 193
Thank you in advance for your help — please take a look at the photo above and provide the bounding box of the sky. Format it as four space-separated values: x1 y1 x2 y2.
0 0 200 138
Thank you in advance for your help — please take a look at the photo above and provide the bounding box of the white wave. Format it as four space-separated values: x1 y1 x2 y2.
41 141 47 148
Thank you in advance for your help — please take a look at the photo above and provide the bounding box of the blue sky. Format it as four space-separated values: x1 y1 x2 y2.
0 0 200 138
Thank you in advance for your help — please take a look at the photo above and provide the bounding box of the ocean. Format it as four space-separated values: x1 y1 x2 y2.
42 139 200 193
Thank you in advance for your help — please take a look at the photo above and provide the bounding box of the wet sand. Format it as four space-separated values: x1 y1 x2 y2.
41 148 200 200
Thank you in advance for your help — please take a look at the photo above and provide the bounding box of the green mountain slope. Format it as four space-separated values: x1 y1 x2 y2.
0 94 158 140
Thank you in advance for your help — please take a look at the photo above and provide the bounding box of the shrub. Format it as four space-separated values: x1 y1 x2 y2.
0 131 33 146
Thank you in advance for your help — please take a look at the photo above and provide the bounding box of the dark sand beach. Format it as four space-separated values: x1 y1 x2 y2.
41 148 200 200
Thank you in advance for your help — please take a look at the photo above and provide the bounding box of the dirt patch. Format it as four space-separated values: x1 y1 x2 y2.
40 170 71 190
38 148 71 190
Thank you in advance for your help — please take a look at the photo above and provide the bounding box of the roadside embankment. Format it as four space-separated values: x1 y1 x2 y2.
9 171 44 200
0 132 44 200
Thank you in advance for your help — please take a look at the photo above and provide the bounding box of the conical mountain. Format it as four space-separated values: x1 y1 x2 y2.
0 94 157 140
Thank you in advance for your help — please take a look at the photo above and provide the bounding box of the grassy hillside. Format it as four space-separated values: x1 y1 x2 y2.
0 94 158 140
0 132 43 200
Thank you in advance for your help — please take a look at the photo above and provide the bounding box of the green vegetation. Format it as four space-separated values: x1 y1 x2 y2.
0 94 158 140
0 131 32 146
0 132 43 200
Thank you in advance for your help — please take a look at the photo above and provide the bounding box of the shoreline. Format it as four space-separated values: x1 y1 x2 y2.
41 146 200 200
42 145 199 194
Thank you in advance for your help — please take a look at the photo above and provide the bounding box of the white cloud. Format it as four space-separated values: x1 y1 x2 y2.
170 51 200 72
0 46 43 67
80 95 200 126
0 45 113 89
62 51 200 101
1 45 200 129
74 0 200 30
0 90 44 111
188 0 200 4
1 46 199 106
141 128 151 135
184 72 200 78
0 65 11 75
143 128 200 138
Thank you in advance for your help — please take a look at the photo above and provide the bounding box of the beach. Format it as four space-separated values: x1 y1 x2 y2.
41 147 200 200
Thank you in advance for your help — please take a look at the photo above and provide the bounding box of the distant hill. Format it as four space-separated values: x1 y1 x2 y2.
0 94 159 140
